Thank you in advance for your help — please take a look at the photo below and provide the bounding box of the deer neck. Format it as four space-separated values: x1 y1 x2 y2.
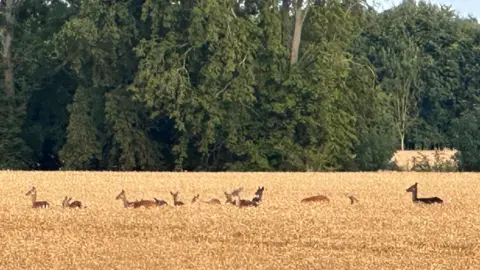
120 196 130 207
410 189 418 201
30 193 37 205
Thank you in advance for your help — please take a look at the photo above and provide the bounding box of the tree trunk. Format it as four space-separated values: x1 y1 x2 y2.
2 0 15 97
289 0 304 65
400 133 405 151
282 0 292 49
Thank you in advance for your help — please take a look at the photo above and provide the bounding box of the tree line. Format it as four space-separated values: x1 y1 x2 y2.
1 0 479 172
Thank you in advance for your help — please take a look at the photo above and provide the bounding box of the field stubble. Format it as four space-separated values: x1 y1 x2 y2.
0 171 479 269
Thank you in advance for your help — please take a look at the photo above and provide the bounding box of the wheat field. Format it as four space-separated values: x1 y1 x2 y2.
1 171 479 269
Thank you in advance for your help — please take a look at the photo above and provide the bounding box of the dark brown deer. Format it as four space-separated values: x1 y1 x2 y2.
170 191 184 206
154 197 168 207
406 182 443 204
192 194 221 205
348 195 359 204
301 194 330 203
191 194 200 203
25 187 50 208
62 196 85 209
238 198 258 208
251 186 264 204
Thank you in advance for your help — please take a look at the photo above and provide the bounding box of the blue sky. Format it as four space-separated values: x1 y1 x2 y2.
367 0 480 19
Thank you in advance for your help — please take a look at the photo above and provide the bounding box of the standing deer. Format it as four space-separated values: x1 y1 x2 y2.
192 194 221 205
62 196 85 209
301 194 330 203
406 182 443 204
170 191 184 206
25 187 50 208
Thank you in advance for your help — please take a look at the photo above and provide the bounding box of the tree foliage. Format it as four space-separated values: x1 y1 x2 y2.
0 0 480 171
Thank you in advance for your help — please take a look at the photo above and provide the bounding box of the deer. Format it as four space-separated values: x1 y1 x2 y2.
116 189 134 208
191 194 221 205
133 199 158 208
192 194 200 203
224 191 237 206
238 197 258 207
251 186 265 204
154 197 168 207
347 195 359 204
230 187 243 197
25 187 50 208
301 194 330 203
223 187 243 204
224 190 258 208
406 182 443 204
62 196 85 209
62 196 70 208
170 191 185 206
116 189 157 208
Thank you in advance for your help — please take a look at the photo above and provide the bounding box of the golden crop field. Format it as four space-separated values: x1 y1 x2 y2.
1 171 479 269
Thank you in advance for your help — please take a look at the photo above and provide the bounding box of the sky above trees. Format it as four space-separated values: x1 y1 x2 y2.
369 0 479 19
